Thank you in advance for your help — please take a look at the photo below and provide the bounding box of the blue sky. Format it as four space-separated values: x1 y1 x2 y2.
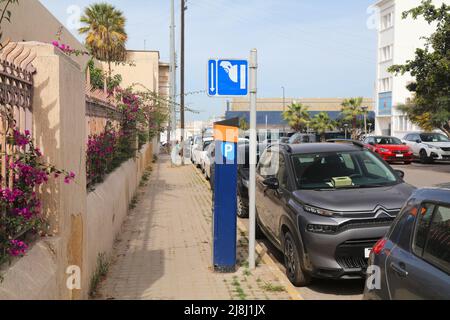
40 0 378 122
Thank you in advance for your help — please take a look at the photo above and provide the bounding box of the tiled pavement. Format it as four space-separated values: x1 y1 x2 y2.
94 154 292 300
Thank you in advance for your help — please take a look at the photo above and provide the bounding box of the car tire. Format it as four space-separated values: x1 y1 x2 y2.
237 193 249 219
420 149 433 164
255 217 265 240
283 232 311 287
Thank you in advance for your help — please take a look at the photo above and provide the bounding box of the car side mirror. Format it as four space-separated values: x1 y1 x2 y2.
369 142 375 146
395 170 405 179
263 177 279 190
416 139 421 144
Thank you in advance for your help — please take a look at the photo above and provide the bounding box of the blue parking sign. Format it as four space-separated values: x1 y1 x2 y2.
208 59 248 97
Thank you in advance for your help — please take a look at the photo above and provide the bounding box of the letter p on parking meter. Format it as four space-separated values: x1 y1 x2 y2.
213 118 239 272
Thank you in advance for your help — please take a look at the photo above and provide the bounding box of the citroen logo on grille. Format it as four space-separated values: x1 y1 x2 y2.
375 209 393 218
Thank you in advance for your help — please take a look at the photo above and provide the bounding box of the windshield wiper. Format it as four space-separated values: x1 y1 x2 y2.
353 183 393 188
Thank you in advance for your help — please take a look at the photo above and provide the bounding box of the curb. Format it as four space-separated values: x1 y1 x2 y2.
193 167 304 301
236 220 304 301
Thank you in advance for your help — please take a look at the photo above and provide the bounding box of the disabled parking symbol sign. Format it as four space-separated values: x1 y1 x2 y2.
208 59 248 97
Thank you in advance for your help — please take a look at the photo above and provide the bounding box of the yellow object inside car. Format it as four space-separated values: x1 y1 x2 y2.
331 176 353 188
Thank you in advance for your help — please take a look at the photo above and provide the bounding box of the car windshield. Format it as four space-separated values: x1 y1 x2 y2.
291 150 399 190
420 133 450 142
374 137 402 145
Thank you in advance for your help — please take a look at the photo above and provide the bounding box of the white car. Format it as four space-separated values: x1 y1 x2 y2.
192 137 214 167
201 143 215 179
403 132 450 163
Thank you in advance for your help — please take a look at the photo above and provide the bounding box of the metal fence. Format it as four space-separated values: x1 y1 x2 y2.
0 41 36 261
85 68 122 137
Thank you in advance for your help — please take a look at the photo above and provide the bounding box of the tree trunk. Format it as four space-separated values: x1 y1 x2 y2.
352 116 357 139
441 121 450 138
108 61 112 80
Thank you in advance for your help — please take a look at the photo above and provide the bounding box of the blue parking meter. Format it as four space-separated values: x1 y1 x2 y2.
213 118 239 272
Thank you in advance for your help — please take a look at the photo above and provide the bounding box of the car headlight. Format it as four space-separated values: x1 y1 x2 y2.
379 148 390 153
425 144 439 150
303 205 336 217
307 224 338 234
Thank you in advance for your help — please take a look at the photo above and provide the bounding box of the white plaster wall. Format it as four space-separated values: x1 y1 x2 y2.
86 143 153 278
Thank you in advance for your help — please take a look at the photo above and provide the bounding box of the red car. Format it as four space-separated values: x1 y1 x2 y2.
363 136 413 164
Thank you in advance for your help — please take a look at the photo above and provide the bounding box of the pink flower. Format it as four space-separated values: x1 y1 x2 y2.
8 240 28 257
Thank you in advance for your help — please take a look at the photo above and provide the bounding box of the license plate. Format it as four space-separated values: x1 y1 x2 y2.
396 154 404 158
364 248 372 258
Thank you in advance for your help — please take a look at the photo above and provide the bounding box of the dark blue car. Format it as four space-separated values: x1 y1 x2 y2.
364 188 450 300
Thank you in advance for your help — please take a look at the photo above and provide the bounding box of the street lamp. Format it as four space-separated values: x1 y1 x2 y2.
361 106 369 136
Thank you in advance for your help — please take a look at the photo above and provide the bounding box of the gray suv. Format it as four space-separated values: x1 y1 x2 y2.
255 142 415 286
364 188 450 300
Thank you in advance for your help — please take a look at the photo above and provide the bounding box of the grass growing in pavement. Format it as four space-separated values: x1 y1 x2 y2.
261 281 286 293
89 253 110 298
129 195 138 210
232 276 247 300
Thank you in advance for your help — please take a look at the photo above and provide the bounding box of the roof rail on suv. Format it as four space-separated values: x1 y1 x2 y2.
326 139 366 149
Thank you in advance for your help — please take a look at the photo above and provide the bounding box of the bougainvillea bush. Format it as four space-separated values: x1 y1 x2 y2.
86 86 168 190
0 129 75 265
86 124 118 188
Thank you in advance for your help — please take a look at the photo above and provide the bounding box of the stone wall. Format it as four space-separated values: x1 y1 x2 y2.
0 42 155 300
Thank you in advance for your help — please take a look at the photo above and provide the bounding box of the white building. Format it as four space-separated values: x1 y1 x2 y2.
374 0 445 138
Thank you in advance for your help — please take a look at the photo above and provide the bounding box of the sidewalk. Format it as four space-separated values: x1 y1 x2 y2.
94 154 292 300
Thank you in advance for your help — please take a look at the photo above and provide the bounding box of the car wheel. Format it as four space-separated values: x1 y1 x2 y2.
420 149 433 164
283 232 311 287
237 194 249 219
255 217 265 239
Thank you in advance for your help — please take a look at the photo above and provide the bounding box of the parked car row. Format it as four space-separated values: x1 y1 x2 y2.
362 132 450 164
190 132 449 299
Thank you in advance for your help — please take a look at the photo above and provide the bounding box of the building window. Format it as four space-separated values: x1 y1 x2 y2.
381 12 393 30
379 77 392 93
380 44 393 62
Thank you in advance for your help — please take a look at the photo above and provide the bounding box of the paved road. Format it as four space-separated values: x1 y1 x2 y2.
393 161 450 188
241 160 450 300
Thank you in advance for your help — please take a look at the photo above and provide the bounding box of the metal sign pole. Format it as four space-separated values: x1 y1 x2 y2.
249 49 257 270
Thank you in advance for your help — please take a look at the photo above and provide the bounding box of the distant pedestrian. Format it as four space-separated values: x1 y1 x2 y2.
171 140 182 166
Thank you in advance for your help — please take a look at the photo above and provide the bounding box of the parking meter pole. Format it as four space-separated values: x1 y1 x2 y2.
249 49 258 270
213 118 239 272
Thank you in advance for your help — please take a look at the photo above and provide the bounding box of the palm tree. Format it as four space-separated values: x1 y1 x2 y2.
341 97 364 139
79 3 128 78
282 102 310 132
311 112 335 142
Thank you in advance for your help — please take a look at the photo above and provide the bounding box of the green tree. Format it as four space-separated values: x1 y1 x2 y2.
388 0 450 137
282 102 310 132
311 112 335 142
79 3 128 78
239 118 249 131
341 97 364 139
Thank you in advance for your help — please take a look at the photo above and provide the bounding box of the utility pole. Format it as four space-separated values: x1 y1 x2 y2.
180 0 187 163
282 86 286 133
249 49 258 270
169 0 176 149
